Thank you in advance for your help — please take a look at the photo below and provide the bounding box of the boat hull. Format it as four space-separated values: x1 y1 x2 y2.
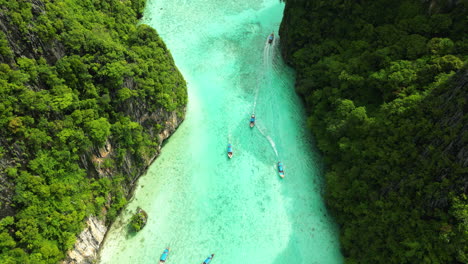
159 248 169 263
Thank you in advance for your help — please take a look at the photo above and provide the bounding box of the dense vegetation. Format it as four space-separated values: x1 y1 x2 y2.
0 0 186 263
280 0 467 263
129 208 147 232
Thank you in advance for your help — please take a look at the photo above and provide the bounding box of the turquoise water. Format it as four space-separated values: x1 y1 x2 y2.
98 0 343 263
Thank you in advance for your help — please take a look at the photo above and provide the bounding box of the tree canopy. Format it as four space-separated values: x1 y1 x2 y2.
0 0 186 263
280 0 467 263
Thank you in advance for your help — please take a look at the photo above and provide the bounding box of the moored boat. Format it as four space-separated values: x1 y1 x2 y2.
202 254 215 264
159 248 169 263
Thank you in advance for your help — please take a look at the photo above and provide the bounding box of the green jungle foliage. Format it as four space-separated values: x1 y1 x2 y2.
280 0 467 263
129 208 147 232
0 0 186 263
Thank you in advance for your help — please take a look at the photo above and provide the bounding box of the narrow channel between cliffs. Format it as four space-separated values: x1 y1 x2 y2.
98 1 343 263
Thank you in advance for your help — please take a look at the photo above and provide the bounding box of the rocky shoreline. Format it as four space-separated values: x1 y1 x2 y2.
61 112 184 264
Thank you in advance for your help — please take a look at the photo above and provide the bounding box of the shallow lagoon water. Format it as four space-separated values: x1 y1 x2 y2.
98 0 343 263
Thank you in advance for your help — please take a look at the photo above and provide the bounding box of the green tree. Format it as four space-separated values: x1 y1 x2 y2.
85 118 111 145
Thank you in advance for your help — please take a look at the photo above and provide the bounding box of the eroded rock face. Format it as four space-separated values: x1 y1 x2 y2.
61 217 107 264
61 109 183 264
0 1 186 263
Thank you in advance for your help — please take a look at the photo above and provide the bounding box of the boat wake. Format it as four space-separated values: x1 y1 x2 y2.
256 124 279 157
253 35 277 115
255 34 280 159
263 37 276 74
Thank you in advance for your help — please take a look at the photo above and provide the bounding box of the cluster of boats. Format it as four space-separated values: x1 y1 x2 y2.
227 112 285 179
159 248 214 264
158 33 279 264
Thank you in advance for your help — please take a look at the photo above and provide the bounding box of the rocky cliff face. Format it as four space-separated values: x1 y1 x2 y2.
61 217 107 264
422 69 468 199
61 108 183 264
79 100 184 197
278 0 467 262
0 1 187 263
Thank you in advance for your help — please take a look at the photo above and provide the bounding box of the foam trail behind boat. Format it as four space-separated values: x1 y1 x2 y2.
254 36 274 114
263 43 270 72
256 123 279 158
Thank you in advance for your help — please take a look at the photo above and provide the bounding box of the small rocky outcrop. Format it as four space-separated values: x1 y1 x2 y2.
129 208 148 232
61 107 182 264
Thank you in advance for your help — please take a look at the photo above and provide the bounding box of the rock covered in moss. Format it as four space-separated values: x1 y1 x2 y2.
129 208 148 232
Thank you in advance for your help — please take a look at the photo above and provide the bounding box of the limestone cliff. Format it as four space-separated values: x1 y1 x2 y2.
278 0 467 262
61 217 107 264
61 109 183 264
0 0 187 263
